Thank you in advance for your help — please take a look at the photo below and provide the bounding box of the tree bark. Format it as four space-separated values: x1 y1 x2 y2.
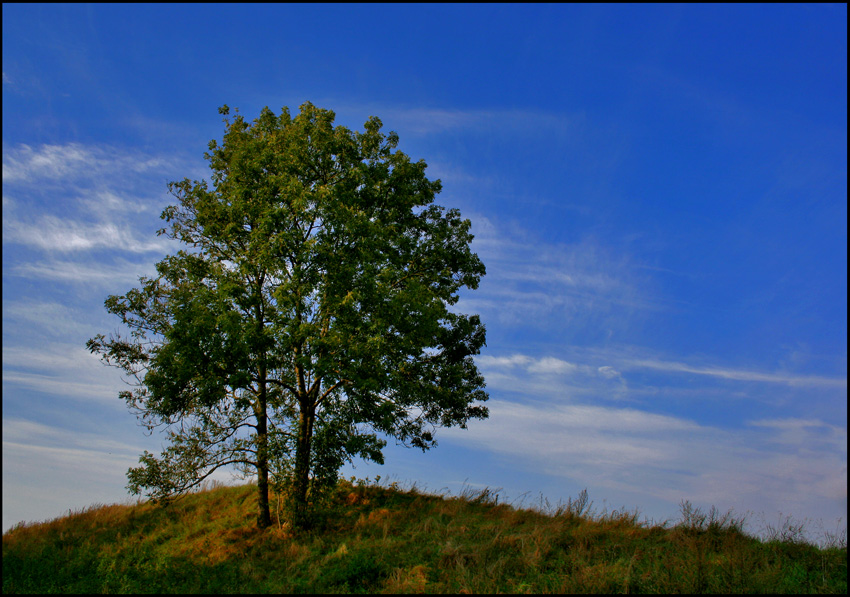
256 420 271 527
255 363 272 528
252 290 272 529
292 406 315 528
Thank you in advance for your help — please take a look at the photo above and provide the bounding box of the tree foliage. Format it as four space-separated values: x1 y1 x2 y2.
88 102 489 527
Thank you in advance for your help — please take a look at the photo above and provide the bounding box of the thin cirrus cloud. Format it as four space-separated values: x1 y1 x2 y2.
2 418 146 531
2 367 122 406
4 215 171 254
2 143 168 183
477 350 846 399
454 215 652 334
621 358 847 389
332 104 576 137
1 416 237 531
1 344 128 404
10 258 158 285
442 398 846 530
80 189 161 215
3 143 183 280
2 300 89 335
479 354 581 376
2 418 140 464
467 346 846 517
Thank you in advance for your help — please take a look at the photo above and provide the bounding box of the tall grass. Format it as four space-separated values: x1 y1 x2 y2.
3 478 846 593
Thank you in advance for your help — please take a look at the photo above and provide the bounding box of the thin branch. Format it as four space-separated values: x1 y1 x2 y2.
315 378 349 407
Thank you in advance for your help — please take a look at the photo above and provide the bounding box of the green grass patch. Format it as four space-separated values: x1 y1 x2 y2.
3 479 846 593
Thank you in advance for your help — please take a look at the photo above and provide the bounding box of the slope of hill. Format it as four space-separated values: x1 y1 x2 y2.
3 479 846 594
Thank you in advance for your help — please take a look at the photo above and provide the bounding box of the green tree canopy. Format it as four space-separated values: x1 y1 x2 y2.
88 102 489 528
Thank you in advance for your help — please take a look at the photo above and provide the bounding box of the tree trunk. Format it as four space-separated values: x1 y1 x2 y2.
256 417 271 528
252 294 272 529
292 407 315 529
255 368 272 528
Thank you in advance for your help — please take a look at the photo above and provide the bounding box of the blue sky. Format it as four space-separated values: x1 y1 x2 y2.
2 4 846 543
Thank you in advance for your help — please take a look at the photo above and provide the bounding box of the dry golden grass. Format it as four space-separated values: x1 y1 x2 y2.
2 479 846 594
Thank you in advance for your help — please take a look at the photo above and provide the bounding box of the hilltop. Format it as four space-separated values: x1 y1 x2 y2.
2 479 846 593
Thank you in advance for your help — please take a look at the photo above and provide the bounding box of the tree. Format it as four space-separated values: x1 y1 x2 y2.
87 102 489 528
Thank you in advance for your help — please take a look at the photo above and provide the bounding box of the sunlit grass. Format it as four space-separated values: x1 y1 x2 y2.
3 478 846 593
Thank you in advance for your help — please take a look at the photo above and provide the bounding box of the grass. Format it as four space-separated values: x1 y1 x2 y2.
2 478 846 594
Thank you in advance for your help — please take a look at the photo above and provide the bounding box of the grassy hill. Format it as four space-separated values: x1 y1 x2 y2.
2 478 846 594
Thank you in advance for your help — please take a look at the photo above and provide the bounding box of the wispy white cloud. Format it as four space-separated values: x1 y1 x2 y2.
455 218 653 336
2 371 121 403
475 353 630 402
3 419 140 457
80 189 161 214
443 399 846 532
332 104 577 137
3 214 171 253
748 418 849 455
462 341 845 541
2 344 129 404
2 418 143 531
445 398 710 477
421 159 490 188
2 143 167 184
2 142 182 264
2 300 91 337
528 356 579 375
3 344 93 371
477 346 847 414
621 357 847 389
475 354 532 369
1 417 242 531
598 365 622 380
10 258 156 285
